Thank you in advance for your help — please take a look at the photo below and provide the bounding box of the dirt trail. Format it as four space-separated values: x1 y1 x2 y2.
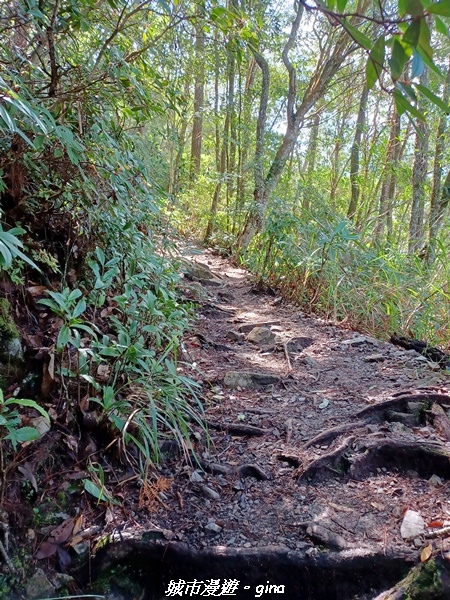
95 247 450 599
164 247 449 546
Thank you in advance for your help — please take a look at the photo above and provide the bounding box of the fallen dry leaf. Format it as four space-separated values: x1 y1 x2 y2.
36 540 58 559
427 520 443 528
105 507 114 525
49 517 76 545
421 543 433 562
73 514 84 536
18 463 38 492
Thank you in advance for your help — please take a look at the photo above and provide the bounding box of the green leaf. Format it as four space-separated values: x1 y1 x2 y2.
390 39 408 80
12 426 41 443
57 324 71 349
80 375 101 390
0 241 13 268
5 399 50 422
366 36 385 89
83 478 120 505
416 45 443 76
434 16 449 35
68 289 82 302
66 146 80 165
72 299 87 318
95 247 105 266
33 134 46 150
399 0 408 14
405 0 425 15
5 426 41 449
341 19 372 49
416 82 450 112
427 0 450 15
394 88 426 120
336 0 348 11
418 18 433 59
99 346 120 357
397 81 418 103
38 298 61 312
403 20 421 46
0 104 16 132
73 323 95 335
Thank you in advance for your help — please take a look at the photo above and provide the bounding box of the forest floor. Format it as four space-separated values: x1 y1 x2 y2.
7 245 450 599
162 246 450 556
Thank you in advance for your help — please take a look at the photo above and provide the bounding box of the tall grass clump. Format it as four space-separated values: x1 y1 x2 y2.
244 203 450 349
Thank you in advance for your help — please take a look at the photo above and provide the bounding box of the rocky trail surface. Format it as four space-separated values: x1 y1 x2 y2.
15 247 450 600
88 246 450 600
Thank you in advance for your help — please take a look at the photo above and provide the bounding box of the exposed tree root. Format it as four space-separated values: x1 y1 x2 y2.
90 533 416 600
391 334 450 368
206 420 268 436
303 421 368 449
297 387 450 483
299 435 450 483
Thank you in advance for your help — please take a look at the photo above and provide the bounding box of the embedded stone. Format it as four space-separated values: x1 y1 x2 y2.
246 326 275 346
182 259 222 283
364 353 385 363
223 371 280 389
26 568 55 599
400 510 425 539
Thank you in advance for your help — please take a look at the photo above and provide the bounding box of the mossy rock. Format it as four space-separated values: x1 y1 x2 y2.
0 297 24 384
181 259 222 283
376 556 450 599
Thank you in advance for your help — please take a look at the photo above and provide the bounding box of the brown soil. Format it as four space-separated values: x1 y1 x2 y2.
5 246 450 599
159 248 450 555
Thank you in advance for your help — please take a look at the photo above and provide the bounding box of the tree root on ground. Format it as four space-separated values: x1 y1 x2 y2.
298 387 450 483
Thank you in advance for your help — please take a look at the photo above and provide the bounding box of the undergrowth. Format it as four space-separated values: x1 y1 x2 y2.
0 49 205 497
241 203 450 349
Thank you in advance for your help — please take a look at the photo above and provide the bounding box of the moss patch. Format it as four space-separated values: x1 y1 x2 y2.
0 298 20 341
398 558 445 600
0 297 24 383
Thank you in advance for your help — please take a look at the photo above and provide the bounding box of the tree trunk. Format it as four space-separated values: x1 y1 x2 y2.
189 11 205 181
374 107 400 241
302 112 320 175
408 68 429 254
235 58 257 231
214 33 221 172
204 51 234 242
427 60 450 260
168 79 190 196
347 84 368 219
226 53 236 231
329 112 345 209
238 21 352 252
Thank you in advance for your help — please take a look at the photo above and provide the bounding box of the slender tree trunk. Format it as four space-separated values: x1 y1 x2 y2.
204 52 234 242
427 60 450 260
302 112 320 175
235 58 257 230
374 107 400 241
238 22 352 252
226 54 236 231
347 84 368 219
408 68 429 254
189 10 205 181
329 112 345 208
168 79 190 196
214 34 221 172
